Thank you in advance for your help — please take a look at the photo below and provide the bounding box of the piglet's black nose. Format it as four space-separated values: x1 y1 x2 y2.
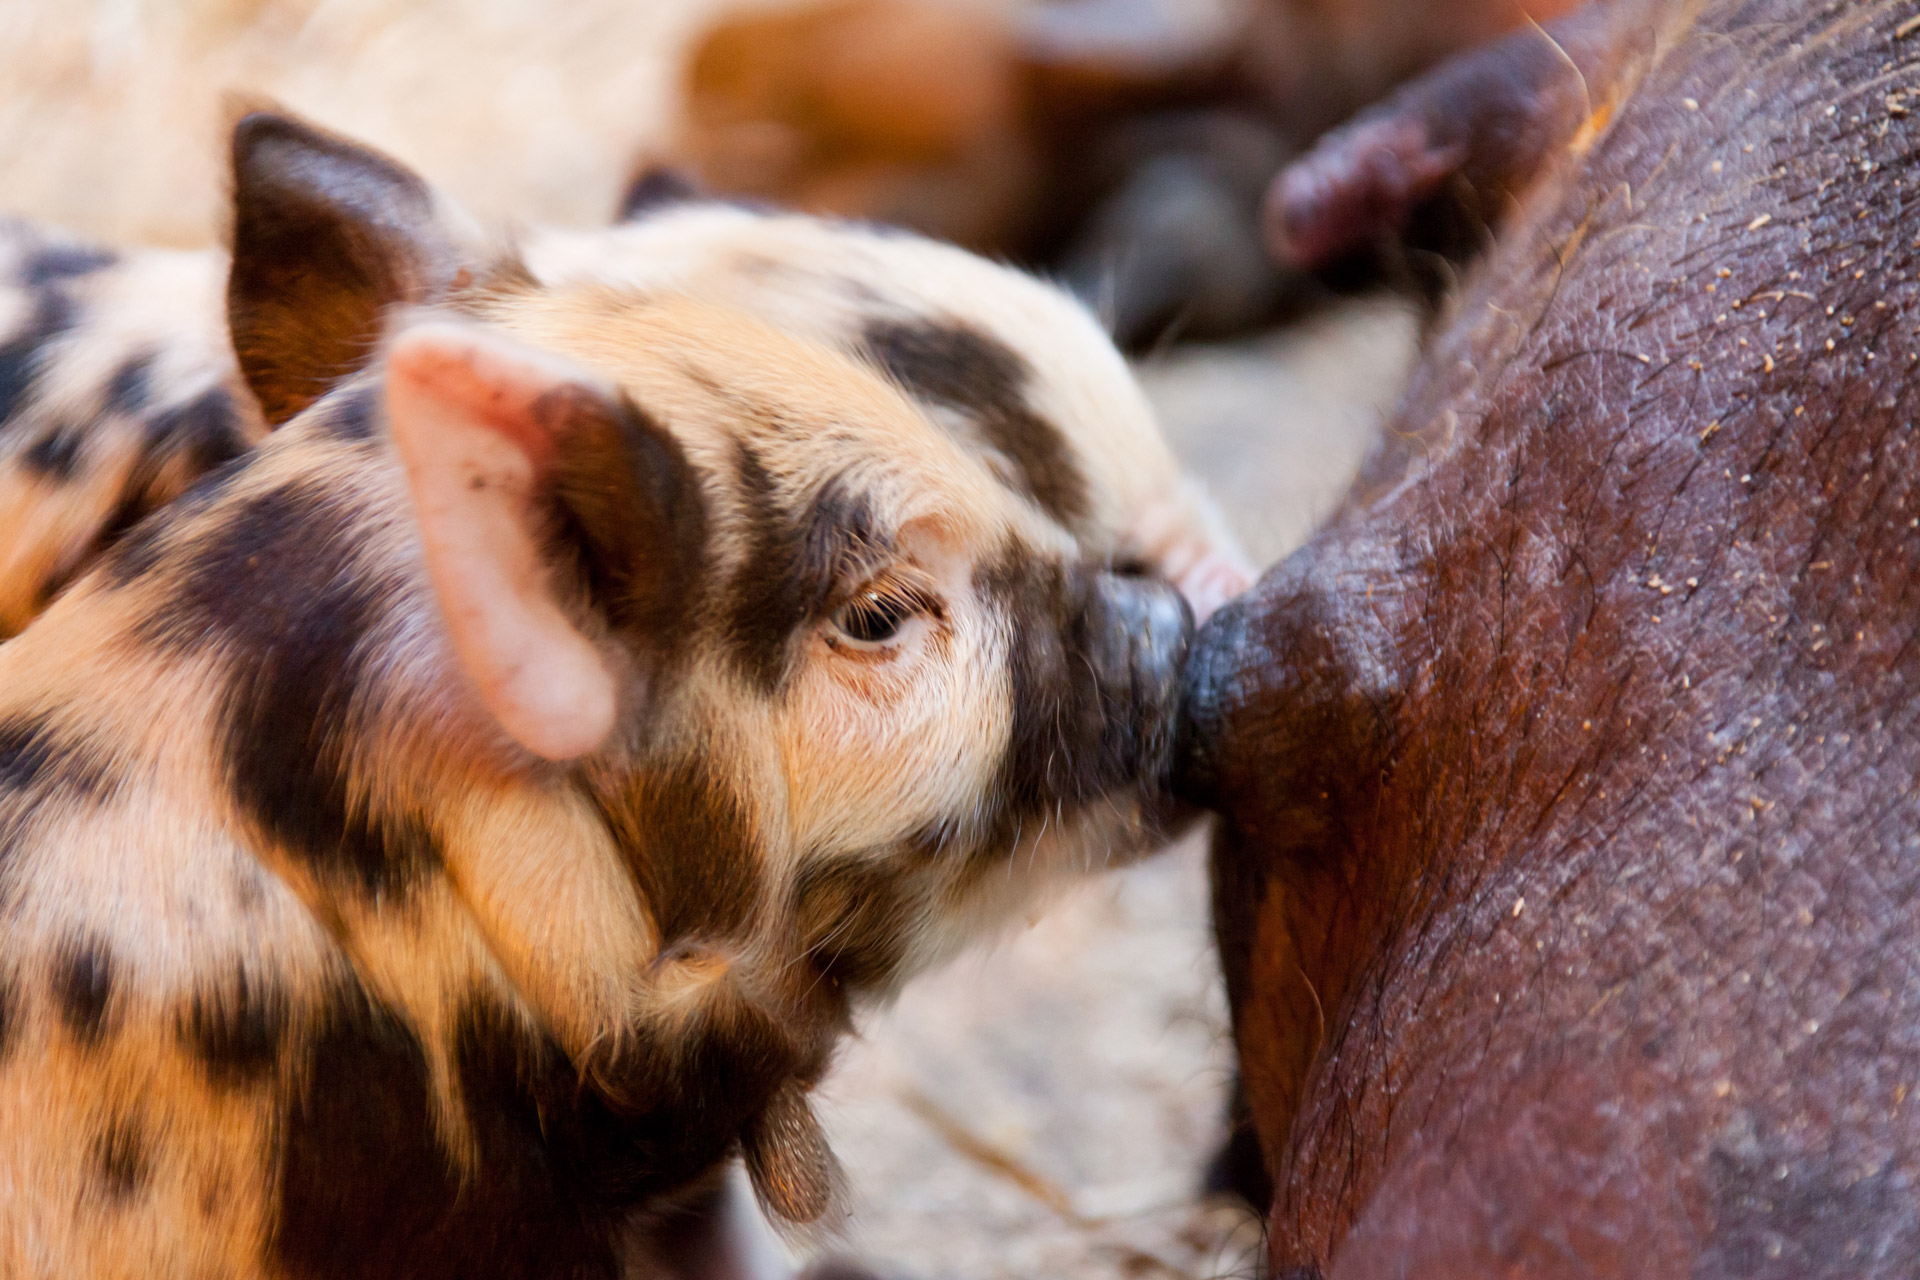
1086 571 1194 711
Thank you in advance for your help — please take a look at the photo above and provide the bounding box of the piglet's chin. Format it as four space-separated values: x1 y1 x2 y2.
1078 779 1208 872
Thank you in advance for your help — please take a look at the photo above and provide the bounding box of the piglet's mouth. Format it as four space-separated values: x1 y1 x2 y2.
1169 589 1252 811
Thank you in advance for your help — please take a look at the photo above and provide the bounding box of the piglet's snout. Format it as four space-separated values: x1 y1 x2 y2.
1089 571 1193 704
1084 571 1194 779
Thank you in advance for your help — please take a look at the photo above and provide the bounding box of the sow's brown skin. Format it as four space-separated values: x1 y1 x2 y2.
1179 0 1920 1274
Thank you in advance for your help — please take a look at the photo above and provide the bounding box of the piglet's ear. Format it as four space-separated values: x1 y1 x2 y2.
229 111 468 426
385 318 706 761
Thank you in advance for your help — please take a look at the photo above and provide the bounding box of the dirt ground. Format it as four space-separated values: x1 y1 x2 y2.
0 2 1423 1274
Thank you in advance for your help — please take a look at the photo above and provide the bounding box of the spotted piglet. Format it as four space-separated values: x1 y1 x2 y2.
0 218 261 637
0 111 1210 1279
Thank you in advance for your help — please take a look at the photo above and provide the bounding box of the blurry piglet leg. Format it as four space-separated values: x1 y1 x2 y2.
1263 3 1624 269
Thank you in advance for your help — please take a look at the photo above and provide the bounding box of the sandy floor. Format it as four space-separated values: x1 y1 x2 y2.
0 3 1423 1275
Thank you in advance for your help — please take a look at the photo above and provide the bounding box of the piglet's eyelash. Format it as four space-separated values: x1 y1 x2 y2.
842 575 942 624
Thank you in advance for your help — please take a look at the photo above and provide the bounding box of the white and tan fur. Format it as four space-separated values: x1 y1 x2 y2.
531 197 1251 619
0 163 1247 646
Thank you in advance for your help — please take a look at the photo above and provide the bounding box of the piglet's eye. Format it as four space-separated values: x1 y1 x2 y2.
829 581 932 648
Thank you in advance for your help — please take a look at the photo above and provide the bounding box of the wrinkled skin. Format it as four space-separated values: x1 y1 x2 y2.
1180 0 1920 1274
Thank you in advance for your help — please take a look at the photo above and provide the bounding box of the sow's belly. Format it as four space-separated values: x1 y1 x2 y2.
1180 1 1920 1275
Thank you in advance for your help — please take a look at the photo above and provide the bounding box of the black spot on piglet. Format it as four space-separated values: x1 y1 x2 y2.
52 935 117 1048
21 426 84 479
0 976 18 1066
181 972 289 1089
104 353 153 417
273 981 633 1280
617 166 706 221
0 714 110 802
143 479 445 900
21 244 115 288
91 1116 150 1203
147 385 252 472
0 288 75 424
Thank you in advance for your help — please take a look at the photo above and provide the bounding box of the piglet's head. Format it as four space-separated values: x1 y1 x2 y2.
224 109 1198 1217
371 295 1199 989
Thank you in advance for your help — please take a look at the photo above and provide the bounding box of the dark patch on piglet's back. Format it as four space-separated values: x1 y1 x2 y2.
142 476 444 901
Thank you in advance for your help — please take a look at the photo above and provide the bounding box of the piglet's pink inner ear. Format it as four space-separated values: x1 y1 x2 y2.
386 319 619 762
